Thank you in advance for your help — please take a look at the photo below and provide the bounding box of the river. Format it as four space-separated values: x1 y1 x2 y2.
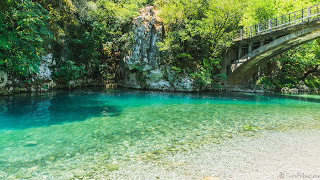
0 88 320 179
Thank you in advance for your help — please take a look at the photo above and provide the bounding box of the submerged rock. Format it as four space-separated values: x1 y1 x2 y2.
24 141 38 146
73 170 87 177
28 166 38 172
203 177 221 180
21 173 33 179
106 164 119 171
0 171 7 178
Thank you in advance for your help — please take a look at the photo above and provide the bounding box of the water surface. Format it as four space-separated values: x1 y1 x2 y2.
0 88 320 178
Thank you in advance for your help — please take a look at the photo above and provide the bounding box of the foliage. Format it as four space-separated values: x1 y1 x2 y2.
0 0 54 80
259 40 320 89
305 76 320 89
2 0 320 91
190 58 223 88
0 0 150 84
53 60 86 82
156 0 244 88
255 77 275 91
240 0 315 27
158 0 243 65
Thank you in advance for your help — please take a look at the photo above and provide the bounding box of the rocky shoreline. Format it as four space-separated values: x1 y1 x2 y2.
105 129 320 180
4 129 318 179
0 78 103 96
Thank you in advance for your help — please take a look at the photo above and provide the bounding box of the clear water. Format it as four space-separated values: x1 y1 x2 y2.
1 88 320 178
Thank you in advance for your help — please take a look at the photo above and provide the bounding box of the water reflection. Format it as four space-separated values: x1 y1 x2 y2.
278 92 320 103
0 89 121 130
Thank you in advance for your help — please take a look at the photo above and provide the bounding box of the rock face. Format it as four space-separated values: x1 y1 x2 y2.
1 6 199 95
281 81 311 93
119 6 196 92
38 53 54 80
0 71 8 89
0 54 102 95
123 6 161 71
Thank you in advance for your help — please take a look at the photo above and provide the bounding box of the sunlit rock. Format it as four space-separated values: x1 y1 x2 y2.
0 71 8 88
120 6 196 91
38 53 53 80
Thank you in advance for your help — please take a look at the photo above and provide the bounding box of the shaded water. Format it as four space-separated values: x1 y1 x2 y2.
0 88 320 178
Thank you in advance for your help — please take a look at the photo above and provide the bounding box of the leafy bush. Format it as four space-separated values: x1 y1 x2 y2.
256 77 275 90
158 0 243 68
0 0 54 80
156 0 243 89
305 76 320 89
53 61 87 82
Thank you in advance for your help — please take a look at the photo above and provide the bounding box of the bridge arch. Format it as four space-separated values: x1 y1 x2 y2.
225 3 320 87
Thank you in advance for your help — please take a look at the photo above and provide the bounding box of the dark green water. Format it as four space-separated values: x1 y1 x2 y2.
0 88 320 178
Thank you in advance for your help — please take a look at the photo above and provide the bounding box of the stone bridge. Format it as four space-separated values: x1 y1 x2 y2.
223 3 320 87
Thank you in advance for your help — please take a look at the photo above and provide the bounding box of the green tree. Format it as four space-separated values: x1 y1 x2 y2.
0 0 54 80
157 0 244 87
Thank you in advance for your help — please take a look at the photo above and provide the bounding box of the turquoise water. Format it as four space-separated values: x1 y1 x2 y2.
1 88 320 178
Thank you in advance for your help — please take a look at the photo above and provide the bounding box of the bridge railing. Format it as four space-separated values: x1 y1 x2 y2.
235 3 320 40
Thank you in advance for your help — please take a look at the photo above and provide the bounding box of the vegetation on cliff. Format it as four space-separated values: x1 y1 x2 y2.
0 0 149 85
156 0 243 87
1 0 320 90
0 0 54 80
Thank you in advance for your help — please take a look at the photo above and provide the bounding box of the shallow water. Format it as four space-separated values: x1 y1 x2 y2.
0 88 320 178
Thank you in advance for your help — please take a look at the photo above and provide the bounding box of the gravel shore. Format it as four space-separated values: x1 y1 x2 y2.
108 129 320 180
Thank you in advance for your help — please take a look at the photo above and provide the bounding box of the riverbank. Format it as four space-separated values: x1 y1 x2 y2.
0 79 104 96
106 129 320 180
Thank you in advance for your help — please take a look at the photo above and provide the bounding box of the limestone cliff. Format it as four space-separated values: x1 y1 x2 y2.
0 6 198 95
119 6 196 92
